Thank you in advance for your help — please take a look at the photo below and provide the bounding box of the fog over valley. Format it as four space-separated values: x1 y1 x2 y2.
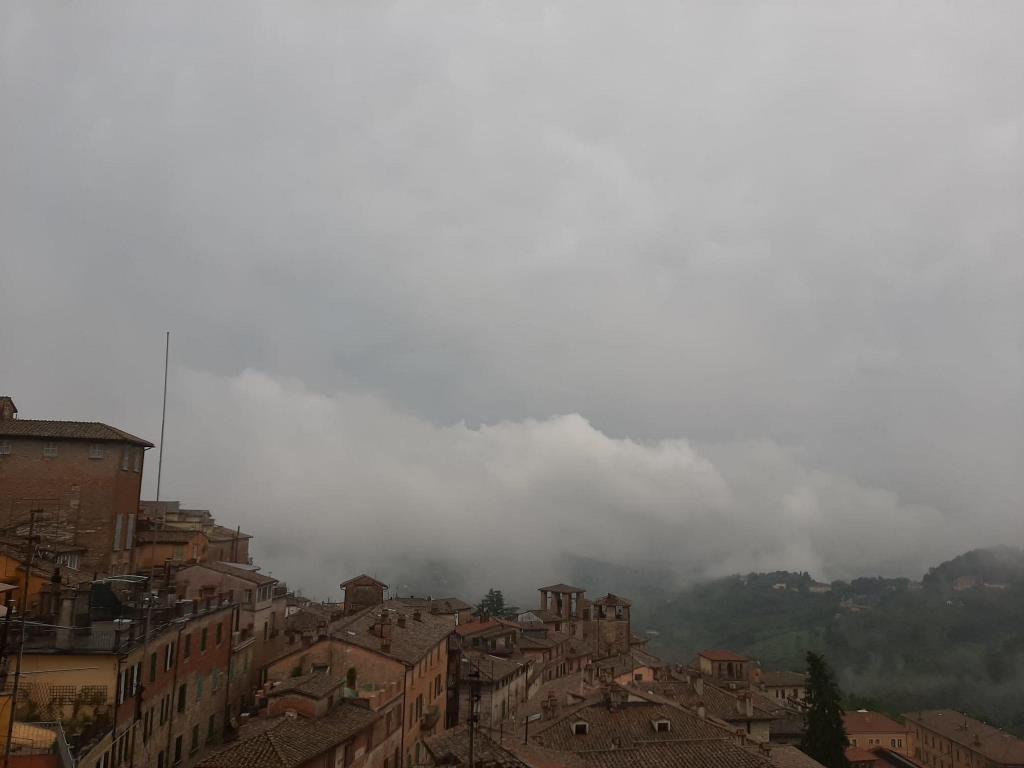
3 2 1023 600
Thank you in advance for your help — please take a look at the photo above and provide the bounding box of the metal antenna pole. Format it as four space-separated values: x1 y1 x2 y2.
155 331 170 504
3 511 38 767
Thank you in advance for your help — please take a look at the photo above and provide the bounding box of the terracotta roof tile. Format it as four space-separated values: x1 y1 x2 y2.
333 600 454 666
699 649 750 662
843 711 908 735
538 584 586 593
197 703 378 768
426 726 531 768
0 419 152 446
179 561 277 585
902 710 1024 763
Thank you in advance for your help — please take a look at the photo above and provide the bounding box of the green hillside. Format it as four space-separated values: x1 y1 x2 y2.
628 548 1024 735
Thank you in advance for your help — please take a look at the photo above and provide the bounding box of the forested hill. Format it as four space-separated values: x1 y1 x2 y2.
623 547 1024 736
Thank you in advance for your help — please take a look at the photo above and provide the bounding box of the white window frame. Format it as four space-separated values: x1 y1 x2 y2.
0 440 11 456
89 444 106 460
42 441 58 458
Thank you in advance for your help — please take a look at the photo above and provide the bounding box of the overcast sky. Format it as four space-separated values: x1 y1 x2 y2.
2 2 1022 600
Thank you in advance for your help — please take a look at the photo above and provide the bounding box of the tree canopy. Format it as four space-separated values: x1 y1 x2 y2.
801 651 850 768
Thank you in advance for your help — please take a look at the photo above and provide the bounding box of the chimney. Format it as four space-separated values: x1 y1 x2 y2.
693 674 704 696
56 588 76 650
696 701 706 720
412 609 422 622
740 691 753 718
397 614 407 628
759 743 772 758
0 396 17 421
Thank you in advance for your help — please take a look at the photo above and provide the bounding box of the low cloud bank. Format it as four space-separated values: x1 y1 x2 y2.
161 369 970 600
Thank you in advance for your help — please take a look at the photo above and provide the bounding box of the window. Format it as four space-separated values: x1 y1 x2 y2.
177 683 187 712
196 676 204 701
201 627 208 652
190 725 199 754
165 641 175 670
157 751 164 768
122 447 131 470
173 544 184 561
113 514 124 551
207 714 216 742
174 735 182 765
150 652 157 682
183 634 191 659
126 513 136 550
42 441 57 457
416 694 423 719
653 719 671 733
573 722 589 735
0 441 9 456
89 444 106 459
216 622 223 645
212 669 220 691
133 447 142 472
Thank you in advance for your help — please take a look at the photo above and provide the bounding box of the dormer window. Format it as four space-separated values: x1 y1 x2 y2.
652 719 671 733
573 722 589 736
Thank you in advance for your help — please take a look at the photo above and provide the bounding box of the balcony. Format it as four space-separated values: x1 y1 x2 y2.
420 704 440 730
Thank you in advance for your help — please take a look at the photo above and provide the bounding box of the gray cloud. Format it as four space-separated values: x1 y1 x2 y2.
2 2 1022 597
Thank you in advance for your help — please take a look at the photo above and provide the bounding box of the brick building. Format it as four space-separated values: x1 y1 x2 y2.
133 529 210 571
174 562 286 697
266 598 454 767
18 585 235 768
843 710 914 757
139 501 251 565
903 710 1024 768
0 396 152 575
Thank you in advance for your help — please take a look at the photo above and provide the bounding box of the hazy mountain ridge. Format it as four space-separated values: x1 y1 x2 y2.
635 546 1024 735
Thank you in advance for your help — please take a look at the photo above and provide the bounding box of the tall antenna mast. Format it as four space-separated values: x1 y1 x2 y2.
155 331 170 504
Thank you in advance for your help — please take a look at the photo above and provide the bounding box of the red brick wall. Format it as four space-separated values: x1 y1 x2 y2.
125 605 235 768
0 437 145 574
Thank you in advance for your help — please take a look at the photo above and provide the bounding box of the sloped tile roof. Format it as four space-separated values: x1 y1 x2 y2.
426 726 531 768
530 688 732 752
843 710 908 735
197 703 378 768
576 740 773 768
179 561 277 585
902 710 1024 763
759 670 808 688
269 671 345 700
538 583 585 593
333 600 454 666
699 649 750 662
767 745 827 768
593 594 632 607
0 419 152 446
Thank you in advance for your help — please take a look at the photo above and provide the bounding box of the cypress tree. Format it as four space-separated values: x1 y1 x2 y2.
800 651 850 768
